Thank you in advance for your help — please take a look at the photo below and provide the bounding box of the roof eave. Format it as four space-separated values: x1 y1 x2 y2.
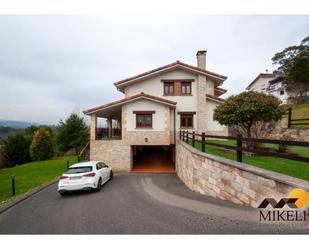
114 63 227 89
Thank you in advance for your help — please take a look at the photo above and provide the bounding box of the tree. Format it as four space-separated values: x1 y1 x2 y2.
0 133 32 167
213 92 285 140
30 126 54 161
272 36 309 102
56 113 89 154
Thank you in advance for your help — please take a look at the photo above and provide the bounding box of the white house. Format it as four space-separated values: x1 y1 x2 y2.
246 72 289 104
83 50 228 173
266 76 289 104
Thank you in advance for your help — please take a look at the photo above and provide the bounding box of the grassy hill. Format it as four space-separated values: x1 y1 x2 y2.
284 100 309 129
0 156 78 205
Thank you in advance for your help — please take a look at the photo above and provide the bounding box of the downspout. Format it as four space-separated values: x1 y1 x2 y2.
173 108 176 163
174 108 176 144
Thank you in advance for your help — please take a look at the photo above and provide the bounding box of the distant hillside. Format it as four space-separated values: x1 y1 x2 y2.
0 127 24 140
0 119 40 129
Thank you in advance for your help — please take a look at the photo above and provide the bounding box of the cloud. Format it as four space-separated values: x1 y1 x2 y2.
0 15 308 123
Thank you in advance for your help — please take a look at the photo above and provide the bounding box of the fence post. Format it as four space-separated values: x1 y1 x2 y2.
201 132 205 152
179 130 182 140
186 130 189 143
192 131 195 147
77 155 80 163
236 134 242 162
11 175 15 196
288 107 292 128
67 160 70 169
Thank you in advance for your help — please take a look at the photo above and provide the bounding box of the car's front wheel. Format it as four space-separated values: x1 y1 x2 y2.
96 178 102 191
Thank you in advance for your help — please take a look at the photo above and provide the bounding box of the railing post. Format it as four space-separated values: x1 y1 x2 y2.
186 130 189 143
237 134 242 162
288 107 292 128
179 130 182 140
192 131 195 147
201 132 205 152
67 160 70 169
11 175 15 196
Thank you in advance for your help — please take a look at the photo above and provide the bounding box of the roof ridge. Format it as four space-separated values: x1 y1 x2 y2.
114 60 227 86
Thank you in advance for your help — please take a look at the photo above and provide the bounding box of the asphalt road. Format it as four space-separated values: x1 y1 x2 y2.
0 174 308 234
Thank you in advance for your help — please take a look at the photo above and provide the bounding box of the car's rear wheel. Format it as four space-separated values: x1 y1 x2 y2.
110 170 113 180
96 178 102 191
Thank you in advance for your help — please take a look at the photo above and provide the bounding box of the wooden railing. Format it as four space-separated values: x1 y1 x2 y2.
287 107 309 128
96 128 121 140
179 130 309 163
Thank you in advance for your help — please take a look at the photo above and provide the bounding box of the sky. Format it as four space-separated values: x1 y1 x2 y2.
0 15 308 124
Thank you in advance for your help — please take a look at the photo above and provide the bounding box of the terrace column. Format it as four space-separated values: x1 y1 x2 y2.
107 117 113 138
117 119 121 129
90 114 97 140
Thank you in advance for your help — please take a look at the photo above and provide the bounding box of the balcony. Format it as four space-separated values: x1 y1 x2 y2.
96 128 122 140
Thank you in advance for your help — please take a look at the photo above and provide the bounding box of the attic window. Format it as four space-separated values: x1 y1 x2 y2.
181 82 191 95
164 82 174 95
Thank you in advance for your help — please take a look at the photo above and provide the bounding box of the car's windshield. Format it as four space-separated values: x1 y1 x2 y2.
65 166 93 174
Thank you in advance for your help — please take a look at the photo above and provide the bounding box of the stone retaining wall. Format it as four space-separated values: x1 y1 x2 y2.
176 139 309 208
90 140 131 172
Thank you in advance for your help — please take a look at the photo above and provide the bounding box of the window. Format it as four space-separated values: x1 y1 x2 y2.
136 113 153 128
280 90 284 95
180 114 193 128
96 163 102 170
99 162 108 168
164 82 174 95
65 166 92 174
181 82 191 95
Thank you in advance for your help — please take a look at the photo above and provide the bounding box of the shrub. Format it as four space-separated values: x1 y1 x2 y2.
30 127 54 161
277 134 294 153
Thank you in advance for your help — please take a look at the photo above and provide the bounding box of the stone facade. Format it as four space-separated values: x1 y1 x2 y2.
122 104 172 145
176 139 309 208
197 74 207 133
90 140 131 172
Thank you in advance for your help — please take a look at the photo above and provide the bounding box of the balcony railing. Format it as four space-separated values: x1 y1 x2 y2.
96 128 122 140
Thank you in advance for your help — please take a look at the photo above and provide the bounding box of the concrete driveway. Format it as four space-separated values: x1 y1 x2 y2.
0 173 308 234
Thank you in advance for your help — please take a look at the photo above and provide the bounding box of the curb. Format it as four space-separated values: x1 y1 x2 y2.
0 178 58 214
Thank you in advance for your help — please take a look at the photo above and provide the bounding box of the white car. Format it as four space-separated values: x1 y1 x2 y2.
58 161 113 195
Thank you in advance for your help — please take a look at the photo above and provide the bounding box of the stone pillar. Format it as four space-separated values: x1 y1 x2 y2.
90 114 97 141
107 117 112 138
197 74 207 133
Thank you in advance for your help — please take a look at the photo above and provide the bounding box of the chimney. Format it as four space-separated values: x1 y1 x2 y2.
196 50 207 70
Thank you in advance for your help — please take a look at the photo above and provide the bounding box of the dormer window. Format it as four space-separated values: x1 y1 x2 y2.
164 82 174 95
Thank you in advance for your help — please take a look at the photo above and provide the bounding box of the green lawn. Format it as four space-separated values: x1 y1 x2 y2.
284 100 309 129
0 156 79 204
191 139 309 181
